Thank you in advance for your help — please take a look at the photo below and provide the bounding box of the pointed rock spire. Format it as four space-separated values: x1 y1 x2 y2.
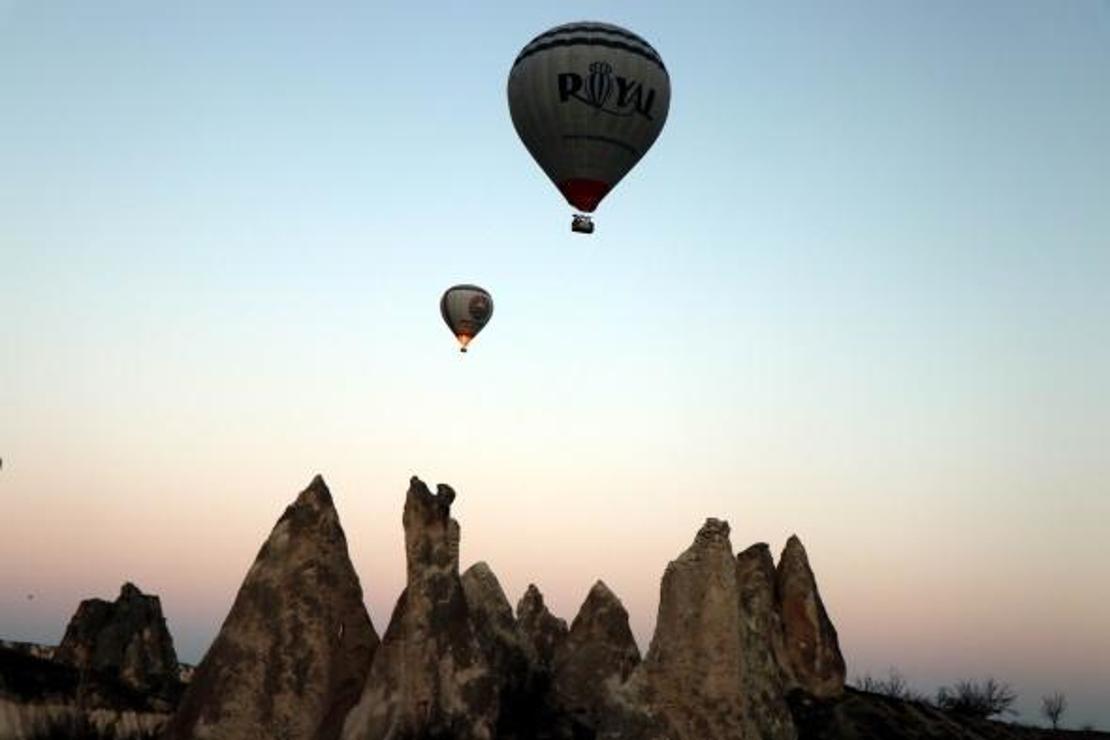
163 475 378 740
776 535 845 698
462 561 537 738
342 477 497 740
612 518 796 740
516 583 568 670
551 580 640 728
620 518 749 739
736 543 795 738
462 561 528 673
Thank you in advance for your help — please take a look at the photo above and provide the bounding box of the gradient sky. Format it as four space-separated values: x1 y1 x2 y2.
2 0 1108 729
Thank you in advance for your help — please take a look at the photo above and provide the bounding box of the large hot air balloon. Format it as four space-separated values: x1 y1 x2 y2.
440 285 493 353
508 22 670 234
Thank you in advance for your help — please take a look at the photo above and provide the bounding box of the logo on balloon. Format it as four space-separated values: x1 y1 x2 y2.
468 294 491 322
557 62 657 120
585 62 614 108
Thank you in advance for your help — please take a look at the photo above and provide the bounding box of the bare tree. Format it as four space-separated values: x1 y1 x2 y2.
851 668 930 702
1041 692 1067 730
935 677 1017 719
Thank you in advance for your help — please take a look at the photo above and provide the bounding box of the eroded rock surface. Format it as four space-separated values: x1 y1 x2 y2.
516 584 568 671
462 562 541 740
2 471 860 740
163 475 378 740
551 580 640 731
736 543 796 739
776 536 845 699
463 562 527 678
341 477 497 740
1 638 177 739
610 519 796 740
55 582 179 696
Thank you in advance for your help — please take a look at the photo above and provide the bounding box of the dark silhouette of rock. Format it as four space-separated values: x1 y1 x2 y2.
516 584 568 671
736 543 796 739
776 535 845 699
2 585 186 739
463 561 527 676
610 518 796 740
10 471 1089 740
551 580 640 732
342 477 498 740
463 562 547 740
54 582 179 697
162 475 378 740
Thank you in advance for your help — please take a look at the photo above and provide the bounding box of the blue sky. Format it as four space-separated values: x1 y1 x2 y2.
2 0 1108 728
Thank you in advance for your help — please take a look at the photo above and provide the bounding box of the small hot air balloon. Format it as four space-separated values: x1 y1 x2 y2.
508 22 671 233
441 285 493 353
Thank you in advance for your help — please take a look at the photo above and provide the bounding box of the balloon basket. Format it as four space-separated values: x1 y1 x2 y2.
571 215 595 234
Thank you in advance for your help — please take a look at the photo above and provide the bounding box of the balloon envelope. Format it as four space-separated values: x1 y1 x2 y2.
507 22 670 213
440 285 493 352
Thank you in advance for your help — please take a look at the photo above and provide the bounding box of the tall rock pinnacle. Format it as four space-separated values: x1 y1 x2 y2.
342 477 498 740
612 518 796 740
775 535 845 698
736 543 795 738
163 475 378 740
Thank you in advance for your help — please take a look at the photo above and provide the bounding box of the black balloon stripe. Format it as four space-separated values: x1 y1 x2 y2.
513 37 667 72
517 34 663 67
524 23 658 52
561 133 639 156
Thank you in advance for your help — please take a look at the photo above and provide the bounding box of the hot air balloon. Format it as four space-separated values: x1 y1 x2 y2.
508 22 671 234
440 285 493 353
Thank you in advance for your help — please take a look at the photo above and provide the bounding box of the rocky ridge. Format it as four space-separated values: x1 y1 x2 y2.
2 474 905 740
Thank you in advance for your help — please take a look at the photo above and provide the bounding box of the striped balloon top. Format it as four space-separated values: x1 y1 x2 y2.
512 22 667 74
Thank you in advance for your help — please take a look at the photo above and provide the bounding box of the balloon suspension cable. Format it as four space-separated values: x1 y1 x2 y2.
571 214 595 234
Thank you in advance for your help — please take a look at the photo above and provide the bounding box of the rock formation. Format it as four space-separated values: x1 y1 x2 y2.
551 580 640 731
163 475 378 740
776 535 845 699
612 518 797 740
1 583 186 740
462 562 540 740
55 582 179 696
462 562 529 680
341 477 498 740
516 584 568 670
8 470 1075 740
736 543 796 739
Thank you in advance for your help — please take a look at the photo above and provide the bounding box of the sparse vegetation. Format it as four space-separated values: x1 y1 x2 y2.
1042 691 1067 730
850 668 929 703
934 677 1017 719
